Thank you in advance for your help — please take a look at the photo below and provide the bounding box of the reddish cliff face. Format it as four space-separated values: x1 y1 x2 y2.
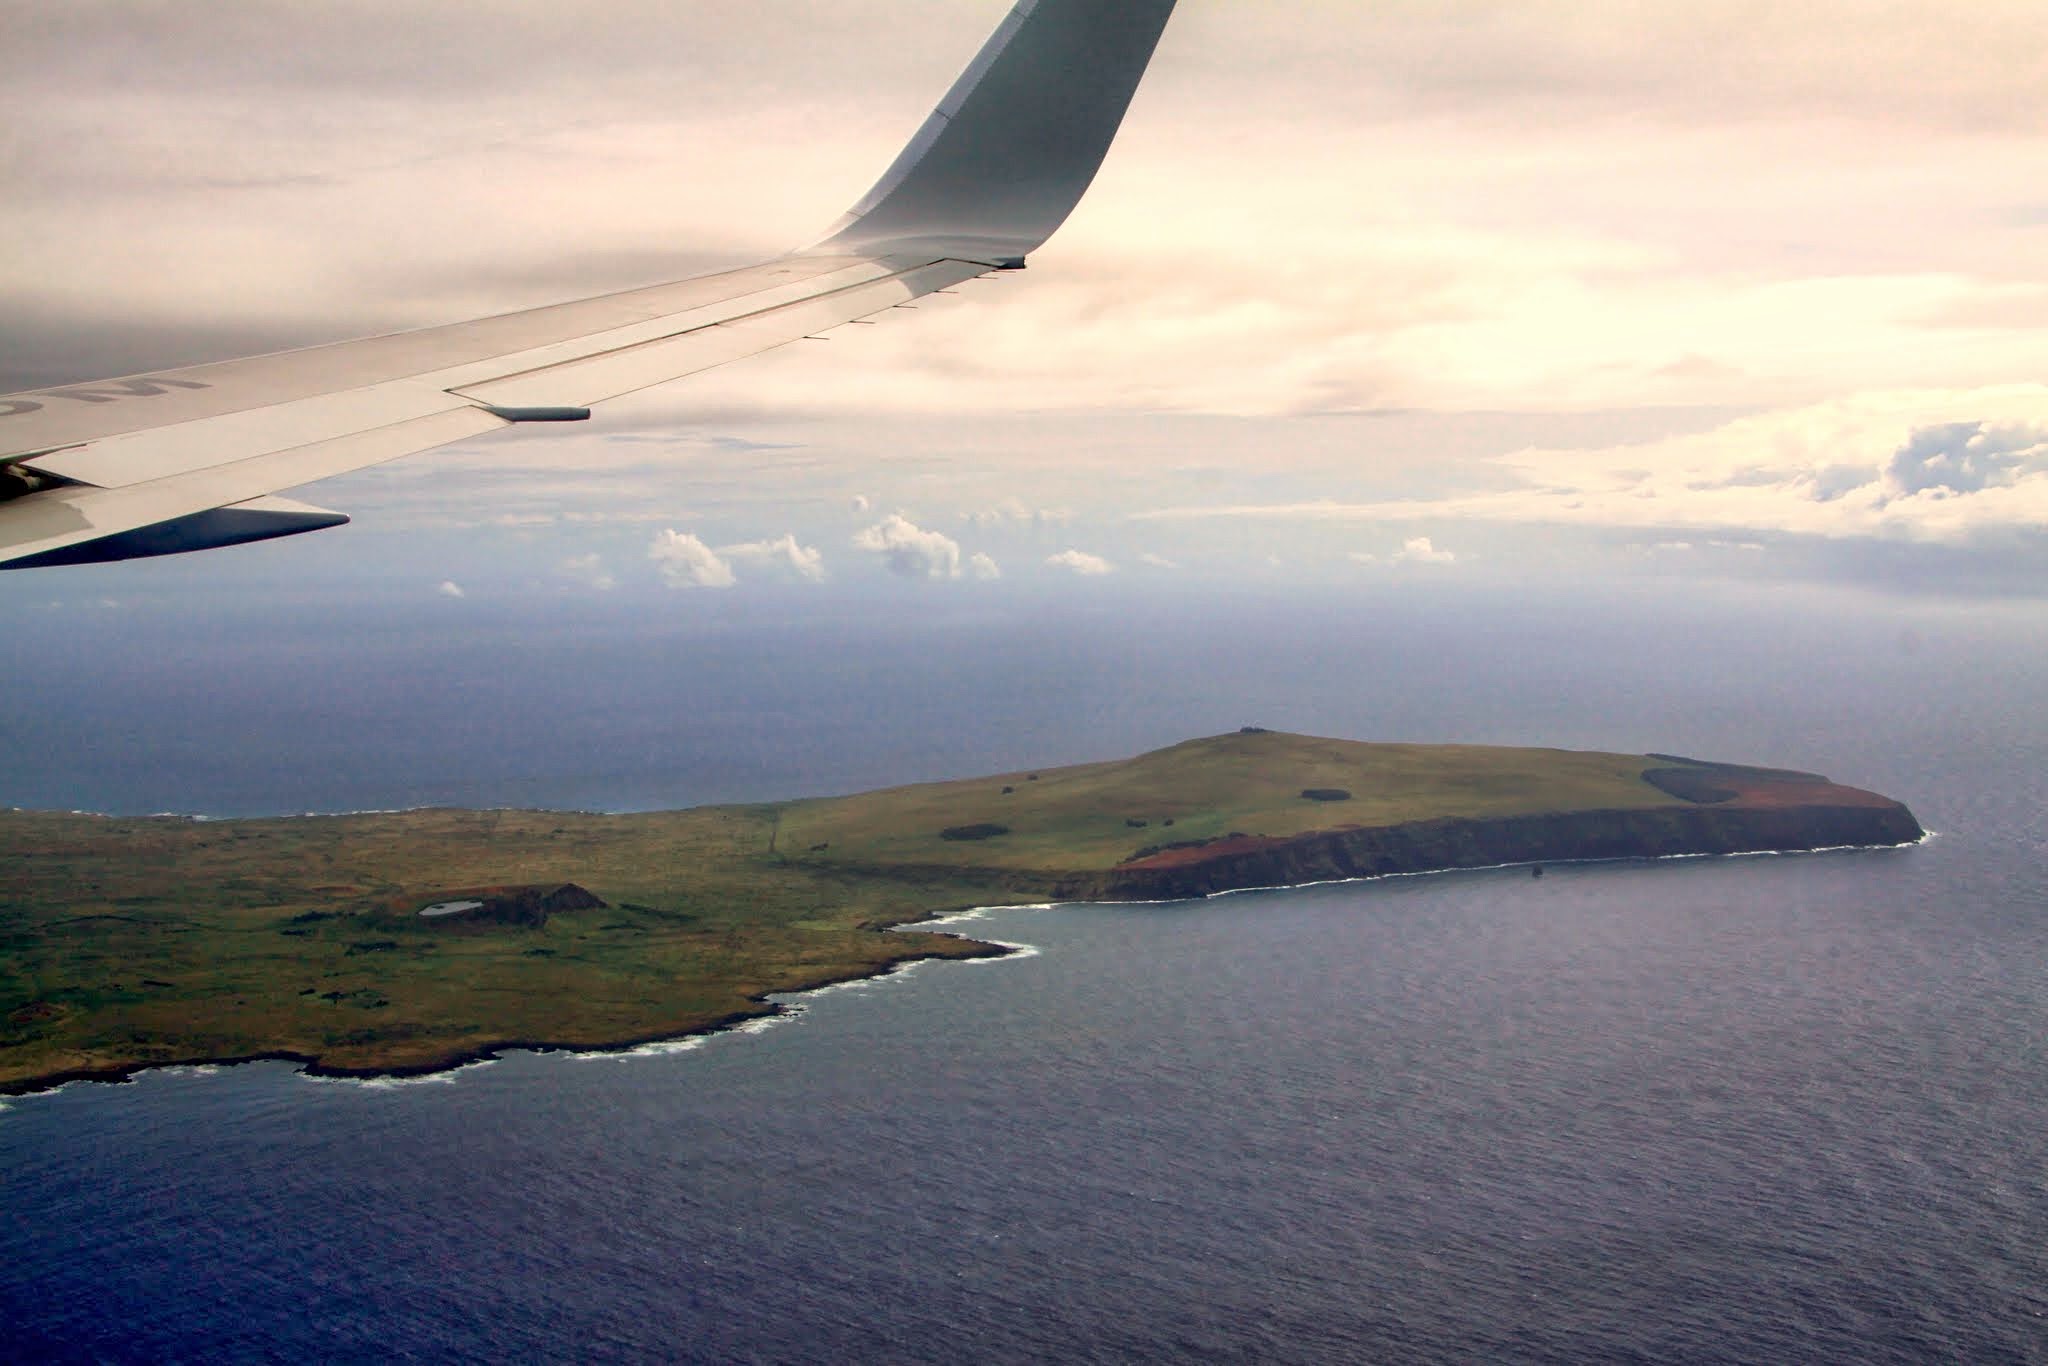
1045 773 1922 904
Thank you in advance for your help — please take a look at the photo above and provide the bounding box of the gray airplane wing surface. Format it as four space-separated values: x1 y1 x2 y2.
0 0 1176 570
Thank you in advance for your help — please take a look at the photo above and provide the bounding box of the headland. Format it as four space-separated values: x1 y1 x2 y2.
0 731 1920 1095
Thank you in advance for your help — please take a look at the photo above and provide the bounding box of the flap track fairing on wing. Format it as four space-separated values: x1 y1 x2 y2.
0 0 1177 571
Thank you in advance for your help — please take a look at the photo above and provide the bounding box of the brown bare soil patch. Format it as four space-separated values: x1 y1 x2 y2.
1122 833 1296 871
1721 776 1900 810
8 1001 63 1027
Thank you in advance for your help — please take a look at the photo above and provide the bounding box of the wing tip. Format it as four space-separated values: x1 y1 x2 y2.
809 0 1177 261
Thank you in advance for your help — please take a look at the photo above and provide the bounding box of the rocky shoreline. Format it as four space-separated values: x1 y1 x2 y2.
0 934 1008 1099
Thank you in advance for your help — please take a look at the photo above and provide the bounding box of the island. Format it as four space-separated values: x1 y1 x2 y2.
0 731 1921 1095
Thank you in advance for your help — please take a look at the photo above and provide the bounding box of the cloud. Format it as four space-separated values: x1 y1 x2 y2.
1134 386 2048 546
558 553 616 591
1394 537 1456 565
721 533 825 583
968 552 1001 580
642 529 825 588
851 494 872 514
10 0 2048 435
964 497 1073 527
1046 549 1115 576
1886 421 2048 496
1139 553 1181 570
436 580 466 598
851 514 964 579
648 530 736 589
1480 395 2048 543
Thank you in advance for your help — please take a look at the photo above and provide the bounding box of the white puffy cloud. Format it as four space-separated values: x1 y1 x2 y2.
436 580 466 598
644 529 824 588
648 530 736 589
1394 537 1457 565
968 552 1001 580
1046 549 1115 576
1139 553 1181 569
722 534 825 583
558 553 617 591
851 514 964 579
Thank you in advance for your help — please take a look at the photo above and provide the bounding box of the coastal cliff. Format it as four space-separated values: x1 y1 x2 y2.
792 739 1923 905
1050 798 1922 903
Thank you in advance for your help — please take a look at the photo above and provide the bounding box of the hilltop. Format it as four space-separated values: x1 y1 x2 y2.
774 730 1914 885
0 732 1919 1094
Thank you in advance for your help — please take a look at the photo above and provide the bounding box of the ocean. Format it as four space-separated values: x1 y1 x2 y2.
3 581 2045 1362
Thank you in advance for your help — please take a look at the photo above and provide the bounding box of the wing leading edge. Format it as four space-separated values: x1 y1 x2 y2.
0 0 1177 570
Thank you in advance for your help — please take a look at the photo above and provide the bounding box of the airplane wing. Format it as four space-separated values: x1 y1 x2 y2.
0 0 1177 570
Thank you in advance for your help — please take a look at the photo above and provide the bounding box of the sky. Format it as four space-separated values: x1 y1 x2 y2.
4 0 2047 607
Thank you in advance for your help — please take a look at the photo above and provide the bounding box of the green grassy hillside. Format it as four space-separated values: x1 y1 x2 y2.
4 731 1884 1094
779 730 1675 871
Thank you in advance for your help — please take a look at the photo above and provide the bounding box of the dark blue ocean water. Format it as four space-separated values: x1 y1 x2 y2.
4 583 2046 1362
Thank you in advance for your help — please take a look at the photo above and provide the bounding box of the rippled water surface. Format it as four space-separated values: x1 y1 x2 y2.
4 591 2046 1362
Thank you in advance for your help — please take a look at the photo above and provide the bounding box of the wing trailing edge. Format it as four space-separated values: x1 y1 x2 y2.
0 0 1177 570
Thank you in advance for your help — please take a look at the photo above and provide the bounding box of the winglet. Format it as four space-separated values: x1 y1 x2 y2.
809 0 1177 265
